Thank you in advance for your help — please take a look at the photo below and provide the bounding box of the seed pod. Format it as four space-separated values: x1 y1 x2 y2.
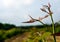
40 8 48 13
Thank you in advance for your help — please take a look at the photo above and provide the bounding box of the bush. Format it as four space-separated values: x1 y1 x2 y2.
0 30 6 42
5 28 25 38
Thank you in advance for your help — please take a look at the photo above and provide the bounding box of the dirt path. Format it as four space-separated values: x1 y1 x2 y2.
5 32 31 42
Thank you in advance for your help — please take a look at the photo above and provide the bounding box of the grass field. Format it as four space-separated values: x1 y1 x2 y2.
0 25 60 42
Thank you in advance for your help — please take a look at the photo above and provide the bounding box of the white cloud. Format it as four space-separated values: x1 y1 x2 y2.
2 0 20 9
1 0 34 8
23 0 34 5
3 0 16 7
0 0 34 19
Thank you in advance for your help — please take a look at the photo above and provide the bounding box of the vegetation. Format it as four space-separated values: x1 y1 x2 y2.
22 3 60 42
0 22 60 42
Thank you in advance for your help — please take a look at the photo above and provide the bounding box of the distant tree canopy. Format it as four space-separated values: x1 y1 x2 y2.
0 22 60 30
0 23 4 29
0 23 16 30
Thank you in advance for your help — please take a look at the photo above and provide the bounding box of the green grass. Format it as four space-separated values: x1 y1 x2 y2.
0 28 25 41
0 26 60 42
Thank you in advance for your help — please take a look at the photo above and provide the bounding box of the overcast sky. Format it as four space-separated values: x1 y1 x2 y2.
0 0 60 26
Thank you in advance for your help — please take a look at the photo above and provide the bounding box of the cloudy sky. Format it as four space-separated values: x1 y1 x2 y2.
0 0 60 26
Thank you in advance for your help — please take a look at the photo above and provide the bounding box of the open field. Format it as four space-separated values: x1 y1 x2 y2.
0 24 60 42
4 27 60 42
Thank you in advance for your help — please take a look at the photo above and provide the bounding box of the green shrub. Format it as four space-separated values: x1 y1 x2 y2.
5 28 24 38
0 30 6 42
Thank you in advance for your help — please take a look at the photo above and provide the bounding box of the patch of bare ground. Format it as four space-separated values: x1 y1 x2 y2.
56 36 60 42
